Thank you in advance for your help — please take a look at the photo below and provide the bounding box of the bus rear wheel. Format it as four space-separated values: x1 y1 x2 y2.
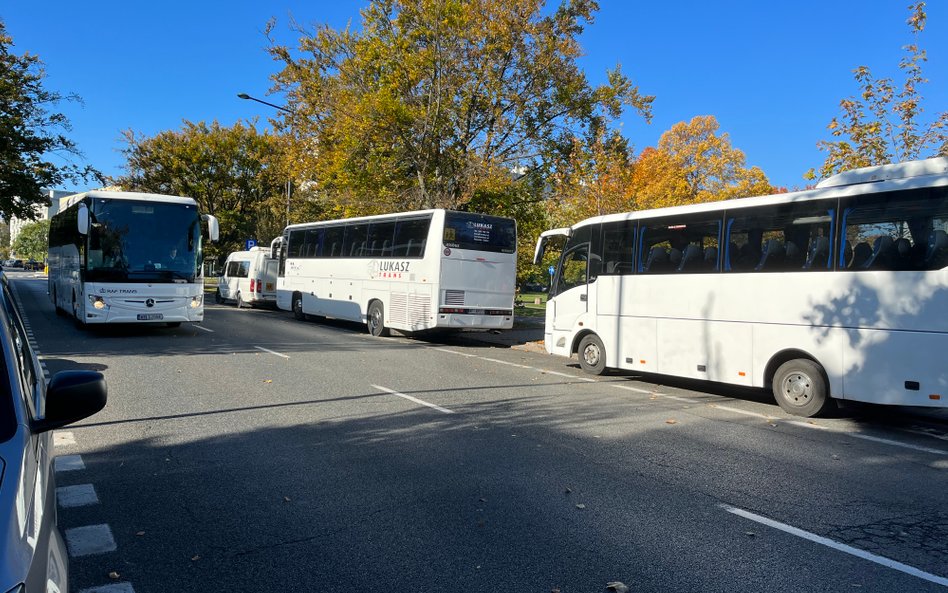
578 334 607 375
367 301 388 337
772 359 835 417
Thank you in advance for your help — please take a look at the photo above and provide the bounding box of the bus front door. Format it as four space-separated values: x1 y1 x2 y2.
550 243 589 352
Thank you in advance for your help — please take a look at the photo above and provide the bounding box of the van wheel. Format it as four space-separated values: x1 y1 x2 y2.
236 292 243 308
367 301 388 337
293 294 305 320
577 334 607 375
772 359 835 417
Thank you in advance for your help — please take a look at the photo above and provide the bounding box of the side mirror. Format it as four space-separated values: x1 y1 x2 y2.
270 236 283 260
202 214 220 242
32 370 107 434
77 204 90 235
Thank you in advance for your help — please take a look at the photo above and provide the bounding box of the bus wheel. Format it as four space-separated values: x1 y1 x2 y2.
72 300 86 330
53 288 64 316
293 294 305 320
772 359 835 417
367 301 388 337
578 334 607 375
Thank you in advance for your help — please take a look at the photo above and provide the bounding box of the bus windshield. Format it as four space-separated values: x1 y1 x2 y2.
443 212 517 254
86 198 203 283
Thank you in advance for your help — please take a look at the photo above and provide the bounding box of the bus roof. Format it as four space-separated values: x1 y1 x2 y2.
574 156 948 230
283 208 443 230
59 190 199 211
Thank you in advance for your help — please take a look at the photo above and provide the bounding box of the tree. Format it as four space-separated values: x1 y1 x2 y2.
629 115 772 209
115 120 287 258
11 219 49 261
0 20 98 221
809 2 948 179
266 0 653 214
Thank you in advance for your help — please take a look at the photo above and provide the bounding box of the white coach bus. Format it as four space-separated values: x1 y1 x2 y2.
273 209 517 336
534 157 948 417
48 191 220 327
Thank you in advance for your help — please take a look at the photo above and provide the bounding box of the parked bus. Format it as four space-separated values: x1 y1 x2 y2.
272 209 517 335
533 157 948 417
48 191 220 327
216 246 278 307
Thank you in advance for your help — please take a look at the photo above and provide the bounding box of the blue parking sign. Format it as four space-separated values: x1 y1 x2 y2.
245 239 257 250
548 265 555 276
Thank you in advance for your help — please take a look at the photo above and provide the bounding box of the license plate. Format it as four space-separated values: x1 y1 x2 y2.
137 313 164 320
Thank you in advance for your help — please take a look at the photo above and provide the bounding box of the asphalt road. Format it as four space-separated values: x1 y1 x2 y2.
8 273 948 593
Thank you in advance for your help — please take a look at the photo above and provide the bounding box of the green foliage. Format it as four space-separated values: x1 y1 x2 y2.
266 0 653 215
809 2 948 179
11 219 49 261
0 21 99 221
114 120 287 260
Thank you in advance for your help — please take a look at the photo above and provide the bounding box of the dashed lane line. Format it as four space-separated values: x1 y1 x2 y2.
722 504 948 587
193 324 215 332
64 524 117 557
372 384 455 414
254 345 290 359
57 484 100 508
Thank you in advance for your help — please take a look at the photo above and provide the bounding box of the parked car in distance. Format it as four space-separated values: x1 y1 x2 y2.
216 247 278 308
0 272 107 593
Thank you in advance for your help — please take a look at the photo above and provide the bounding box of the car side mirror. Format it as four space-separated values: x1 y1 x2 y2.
32 370 107 434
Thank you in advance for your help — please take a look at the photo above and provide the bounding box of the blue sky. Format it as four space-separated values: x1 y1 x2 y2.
4 1 947 193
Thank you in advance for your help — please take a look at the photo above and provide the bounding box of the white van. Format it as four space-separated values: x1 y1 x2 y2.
216 247 278 307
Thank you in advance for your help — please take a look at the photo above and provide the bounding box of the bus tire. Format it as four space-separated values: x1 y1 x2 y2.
72 299 86 330
367 301 388 337
772 359 835 417
578 334 607 375
53 288 64 316
292 293 305 320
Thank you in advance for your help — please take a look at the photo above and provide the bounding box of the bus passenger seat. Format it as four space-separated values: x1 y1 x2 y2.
804 237 829 269
925 230 948 267
862 236 893 269
677 244 702 271
755 239 784 271
851 242 871 268
704 246 719 270
785 241 803 268
894 237 913 269
644 246 668 272
669 248 682 270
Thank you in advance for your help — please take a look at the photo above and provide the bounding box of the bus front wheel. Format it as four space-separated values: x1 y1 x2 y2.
367 301 388 337
292 294 305 320
772 359 835 417
577 334 607 375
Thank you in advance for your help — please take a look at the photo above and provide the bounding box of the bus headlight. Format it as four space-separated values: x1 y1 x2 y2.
190 295 203 309
89 295 106 310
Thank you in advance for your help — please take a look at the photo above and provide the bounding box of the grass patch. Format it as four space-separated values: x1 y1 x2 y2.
516 292 547 318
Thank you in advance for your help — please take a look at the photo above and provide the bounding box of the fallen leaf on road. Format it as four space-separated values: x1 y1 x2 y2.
576 503 586 509
108 571 120 580
191 555 201 561
745 531 756 537
565 487 572 494
135 531 145 536
263 379 273 384
606 581 629 592
665 419 678 425
283 496 291 502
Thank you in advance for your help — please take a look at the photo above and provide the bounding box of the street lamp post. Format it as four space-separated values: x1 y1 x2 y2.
238 92 294 224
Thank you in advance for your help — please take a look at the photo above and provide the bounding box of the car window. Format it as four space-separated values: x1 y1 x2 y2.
1 283 39 419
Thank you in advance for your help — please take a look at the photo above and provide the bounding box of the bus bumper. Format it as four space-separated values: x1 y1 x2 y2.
436 313 513 329
81 296 205 323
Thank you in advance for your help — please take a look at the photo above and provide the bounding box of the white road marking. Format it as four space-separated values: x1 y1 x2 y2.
64 524 117 557
54 431 77 446
847 433 947 456
57 484 99 508
254 346 290 359
54 455 85 472
722 504 948 587
193 324 215 333
372 384 455 414
79 583 136 593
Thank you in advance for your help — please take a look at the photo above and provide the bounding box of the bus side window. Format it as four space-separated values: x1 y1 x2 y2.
726 200 834 272
841 186 948 271
600 221 634 276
